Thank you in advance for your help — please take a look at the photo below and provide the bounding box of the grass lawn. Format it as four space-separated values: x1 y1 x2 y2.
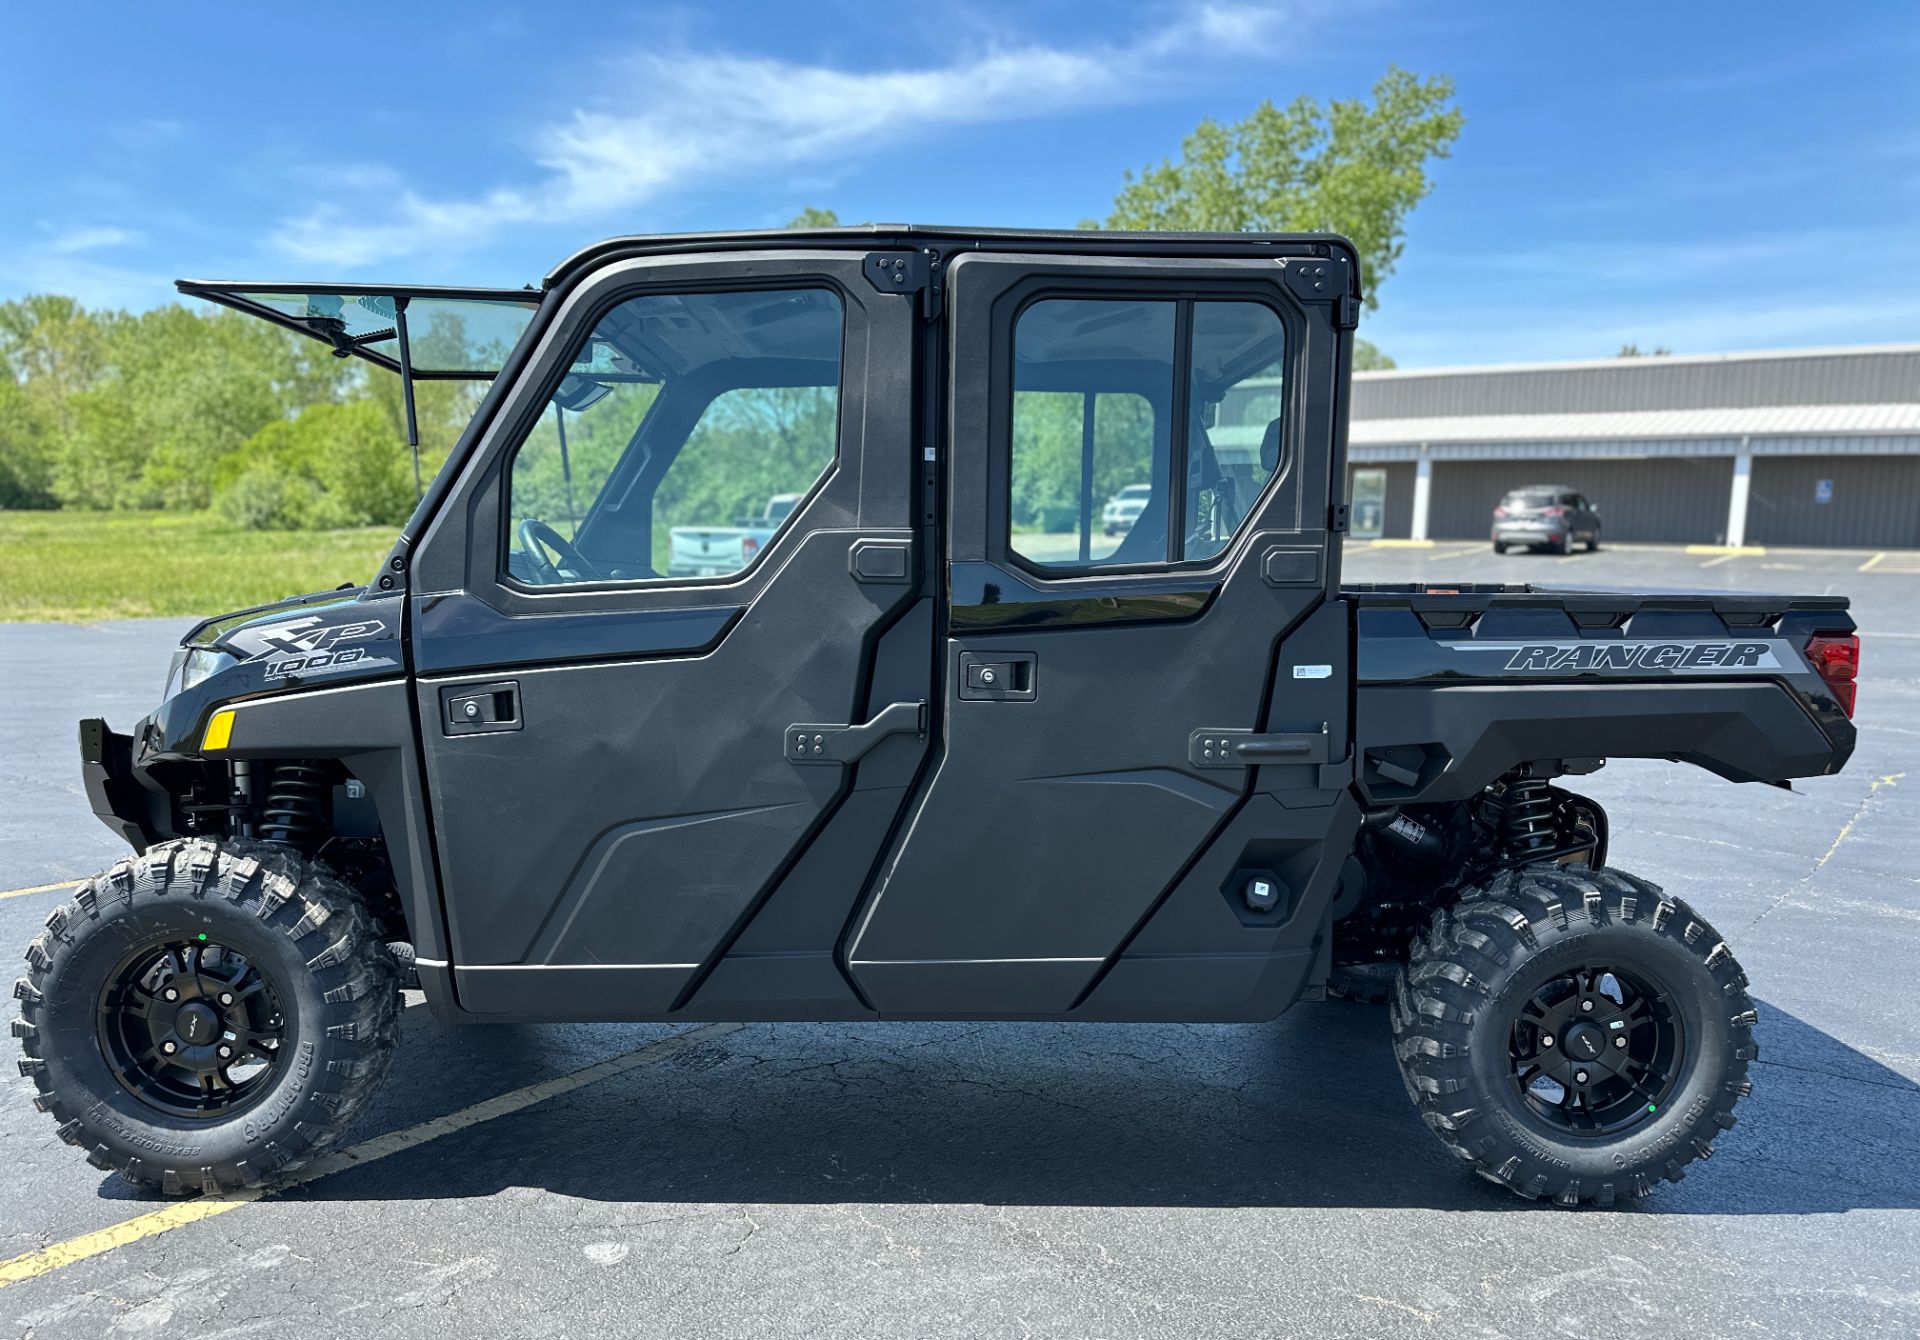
0 510 395 623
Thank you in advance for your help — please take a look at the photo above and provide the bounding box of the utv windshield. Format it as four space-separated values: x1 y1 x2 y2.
177 281 540 379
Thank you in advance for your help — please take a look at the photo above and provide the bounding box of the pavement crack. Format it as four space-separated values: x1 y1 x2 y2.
1750 771 1903 927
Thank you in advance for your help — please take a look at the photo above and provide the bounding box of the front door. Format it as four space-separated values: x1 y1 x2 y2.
409 251 926 1016
846 251 1353 1016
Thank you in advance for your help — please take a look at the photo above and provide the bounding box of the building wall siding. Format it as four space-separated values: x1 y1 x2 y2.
1353 348 1920 420
1427 458 1736 543
1748 455 1920 548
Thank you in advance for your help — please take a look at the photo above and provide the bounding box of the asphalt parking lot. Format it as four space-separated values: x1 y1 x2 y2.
2 542 1916 1338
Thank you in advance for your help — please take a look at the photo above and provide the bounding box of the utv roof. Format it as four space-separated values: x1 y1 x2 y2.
545 224 1362 292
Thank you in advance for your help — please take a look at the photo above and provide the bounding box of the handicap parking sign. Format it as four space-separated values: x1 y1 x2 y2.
1814 478 1833 504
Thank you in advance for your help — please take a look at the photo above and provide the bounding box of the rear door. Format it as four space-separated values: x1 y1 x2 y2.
846 251 1353 1015
406 251 927 1017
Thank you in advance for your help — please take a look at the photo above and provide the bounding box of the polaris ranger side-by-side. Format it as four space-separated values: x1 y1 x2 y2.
15 228 1860 1205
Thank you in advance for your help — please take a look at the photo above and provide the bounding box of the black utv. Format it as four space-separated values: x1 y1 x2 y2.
16 227 1861 1206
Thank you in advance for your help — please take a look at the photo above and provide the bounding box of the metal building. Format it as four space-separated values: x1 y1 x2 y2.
1341 344 1920 547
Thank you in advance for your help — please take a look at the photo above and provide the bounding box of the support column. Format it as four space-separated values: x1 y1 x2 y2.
1726 439 1753 548
1411 448 1433 542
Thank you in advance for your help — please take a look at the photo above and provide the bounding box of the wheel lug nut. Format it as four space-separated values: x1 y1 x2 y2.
219 993 234 1006
1575 1070 1590 1083
1614 1037 1627 1049
1541 1035 1554 1048
218 1045 233 1059
161 1041 177 1054
1581 1001 1594 1012
164 988 179 1002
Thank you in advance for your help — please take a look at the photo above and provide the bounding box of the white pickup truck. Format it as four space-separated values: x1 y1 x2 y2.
667 493 802 577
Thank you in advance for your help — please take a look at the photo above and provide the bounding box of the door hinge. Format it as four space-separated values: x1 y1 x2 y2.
1329 502 1350 533
863 251 943 319
1336 293 1360 330
786 700 927 764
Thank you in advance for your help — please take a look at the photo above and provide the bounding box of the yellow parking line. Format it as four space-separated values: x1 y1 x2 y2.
1685 544 1766 557
0 881 80 902
1699 553 1739 569
0 1020 741 1290
1858 552 1887 573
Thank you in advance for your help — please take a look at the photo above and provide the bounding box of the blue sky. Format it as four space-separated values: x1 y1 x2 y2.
3 1 1916 367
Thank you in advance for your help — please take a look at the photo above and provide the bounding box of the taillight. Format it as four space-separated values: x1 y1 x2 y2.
741 535 760 564
1493 506 1508 518
1544 506 1568 517
1805 632 1859 718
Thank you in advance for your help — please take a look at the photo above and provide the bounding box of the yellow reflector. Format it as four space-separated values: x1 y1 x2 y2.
201 709 236 752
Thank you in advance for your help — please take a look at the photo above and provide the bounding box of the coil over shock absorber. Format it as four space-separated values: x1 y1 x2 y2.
260 762 329 848
1498 769 1557 860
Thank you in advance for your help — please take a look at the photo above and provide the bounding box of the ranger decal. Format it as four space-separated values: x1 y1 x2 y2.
1462 639 1786 674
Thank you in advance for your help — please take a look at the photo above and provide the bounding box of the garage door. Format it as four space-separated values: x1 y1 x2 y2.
1427 458 1734 543
1748 456 1920 548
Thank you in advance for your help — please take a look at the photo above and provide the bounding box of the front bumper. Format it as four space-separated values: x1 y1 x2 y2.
79 718 165 851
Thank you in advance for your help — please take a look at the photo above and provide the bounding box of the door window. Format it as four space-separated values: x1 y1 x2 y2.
505 287 843 585
1010 299 1173 568
1007 295 1287 571
1186 302 1287 561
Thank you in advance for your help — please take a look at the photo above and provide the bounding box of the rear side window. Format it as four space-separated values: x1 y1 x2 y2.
1010 299 1174 568
1008 296 1287 571
1186 302 1286 561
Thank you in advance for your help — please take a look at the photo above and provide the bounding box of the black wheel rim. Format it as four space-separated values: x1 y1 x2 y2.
95 937 290 1120
1507 964 1683 1136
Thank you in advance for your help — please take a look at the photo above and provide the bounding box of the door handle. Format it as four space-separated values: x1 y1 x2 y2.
441 680 522 736
1189 724 1329 768
786 700 927 764
957 651 1037 701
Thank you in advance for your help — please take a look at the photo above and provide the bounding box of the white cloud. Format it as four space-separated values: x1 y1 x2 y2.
0 251 174 311
268 3 1297 268
44 224 143 254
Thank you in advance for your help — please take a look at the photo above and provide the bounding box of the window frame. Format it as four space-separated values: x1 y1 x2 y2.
496 279 851 594
998 284 1302 582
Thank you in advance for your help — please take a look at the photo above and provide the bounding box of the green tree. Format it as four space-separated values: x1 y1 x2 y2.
0 296 118 506
1094 68 1461 369
1352 342 1397 371
786 207 841 229
1616 343 1672 357
213 399 419 530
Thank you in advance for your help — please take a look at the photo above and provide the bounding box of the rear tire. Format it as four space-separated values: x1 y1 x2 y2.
1492 541 1507 554
1586 534 1601 552
1390 864 1755 1206
14 840 400 1196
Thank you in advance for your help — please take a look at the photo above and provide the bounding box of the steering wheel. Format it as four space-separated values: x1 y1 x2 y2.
517 518 606 584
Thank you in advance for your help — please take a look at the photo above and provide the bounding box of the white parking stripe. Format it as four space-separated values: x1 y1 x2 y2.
0 1021 742 1289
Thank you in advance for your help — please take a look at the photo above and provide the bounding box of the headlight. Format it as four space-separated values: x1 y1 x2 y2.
164 647 237 697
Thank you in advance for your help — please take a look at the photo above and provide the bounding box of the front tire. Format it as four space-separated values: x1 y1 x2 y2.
14 840 400 1196
1390 864 1755 1206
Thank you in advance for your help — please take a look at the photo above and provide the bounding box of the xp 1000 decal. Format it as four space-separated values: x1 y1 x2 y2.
226 615 400 681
